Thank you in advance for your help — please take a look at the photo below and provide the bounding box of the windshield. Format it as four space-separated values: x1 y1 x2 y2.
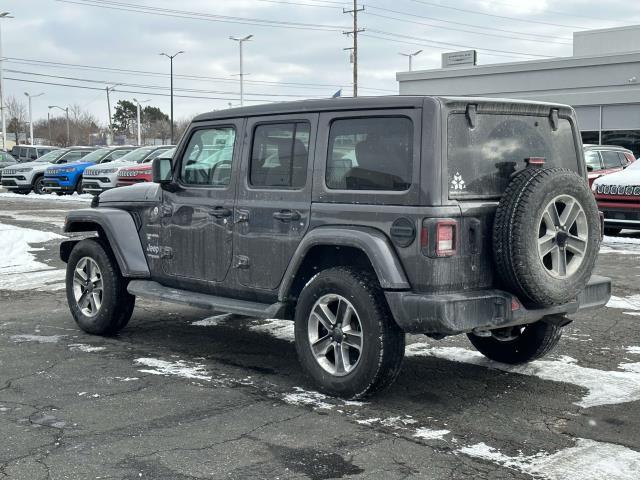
76 148 111 163
35 149 67 163
447 113 579 198
114 147 154 164
157 147 176 159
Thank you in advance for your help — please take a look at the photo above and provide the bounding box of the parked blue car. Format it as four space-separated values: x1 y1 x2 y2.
43 146 136 194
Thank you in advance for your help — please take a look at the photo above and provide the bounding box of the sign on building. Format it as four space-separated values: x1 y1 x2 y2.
442 50 477 68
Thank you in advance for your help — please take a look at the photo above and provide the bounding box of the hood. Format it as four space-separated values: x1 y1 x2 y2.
592 168 640 187
88 160 136 172
98 182 160 204
47 160 95 172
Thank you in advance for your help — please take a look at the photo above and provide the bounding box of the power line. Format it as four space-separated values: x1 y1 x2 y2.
55 0 348 31
408 0 587 30
466 0 617 22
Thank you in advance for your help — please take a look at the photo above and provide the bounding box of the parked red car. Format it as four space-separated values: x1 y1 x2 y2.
584 144 636 186
116 147 175 187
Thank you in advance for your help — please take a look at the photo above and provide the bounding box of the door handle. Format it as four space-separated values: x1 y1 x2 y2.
273 210 301 222
209 206 232 218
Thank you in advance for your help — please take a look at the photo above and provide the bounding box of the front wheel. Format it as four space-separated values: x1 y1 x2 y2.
75 178 83 194
66 239 135 335
33 176 46 195
294 267 405 399
467 319 564 364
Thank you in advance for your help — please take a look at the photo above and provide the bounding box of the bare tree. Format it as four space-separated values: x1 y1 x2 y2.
5 95 27 144
173 117 193 145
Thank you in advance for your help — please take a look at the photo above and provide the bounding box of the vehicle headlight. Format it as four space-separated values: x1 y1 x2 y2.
15 167 32 173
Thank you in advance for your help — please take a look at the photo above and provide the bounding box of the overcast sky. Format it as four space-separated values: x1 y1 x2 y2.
2 0 640 126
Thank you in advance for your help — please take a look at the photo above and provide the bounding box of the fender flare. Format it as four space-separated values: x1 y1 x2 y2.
278 226 410 301
62 208 150 278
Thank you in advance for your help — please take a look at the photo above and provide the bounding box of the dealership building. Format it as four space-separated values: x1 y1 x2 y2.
397 25 640 157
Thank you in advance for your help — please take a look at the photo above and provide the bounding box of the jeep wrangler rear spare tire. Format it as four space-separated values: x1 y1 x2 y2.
294 267 405 399
493 167 600 307
66 239 135 335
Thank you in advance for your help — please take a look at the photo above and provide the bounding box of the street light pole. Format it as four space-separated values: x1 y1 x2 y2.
133 98 150 146
24 92 44 144
229 35 253 107
105 84 118 145
47 111 51 144
0 12 14 150
49 105 70 146
399 50 422 72
159 51 184 144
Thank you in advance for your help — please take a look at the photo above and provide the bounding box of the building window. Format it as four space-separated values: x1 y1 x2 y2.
601 131 640 158
580 131 599 145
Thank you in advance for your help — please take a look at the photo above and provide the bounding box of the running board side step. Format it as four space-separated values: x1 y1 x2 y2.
127 280 287 319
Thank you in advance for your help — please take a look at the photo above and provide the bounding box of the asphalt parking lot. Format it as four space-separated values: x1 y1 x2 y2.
1 191 640 479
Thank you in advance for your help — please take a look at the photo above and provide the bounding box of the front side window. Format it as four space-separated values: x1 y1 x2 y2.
326 117 413 191
180 127 236 186
250 122 310 188
584 150 602 171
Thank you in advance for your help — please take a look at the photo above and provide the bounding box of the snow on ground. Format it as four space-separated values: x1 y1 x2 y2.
458 438 640 480
413 428 450 441
134 357 212 381
67 343 106 353
0 192 91 202
190 314 235 326
248 318 295 341
600 235 640 255
406 344 640 408
626 346 640 355
0 210 65 227
0 221 65 291
10 334 66 344
606 295 640 310
282 387 333 410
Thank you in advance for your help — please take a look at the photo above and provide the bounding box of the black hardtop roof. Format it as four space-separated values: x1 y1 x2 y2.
192 95 572 122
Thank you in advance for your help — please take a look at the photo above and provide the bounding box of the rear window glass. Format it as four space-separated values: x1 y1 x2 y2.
326 117 413 191
601 150 622 169
447 114 578 198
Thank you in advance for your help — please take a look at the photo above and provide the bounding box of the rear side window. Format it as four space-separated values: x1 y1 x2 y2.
448 114 578 198
326 117 413 191
601 150 623 169
180 127 236 186
250 122 310 188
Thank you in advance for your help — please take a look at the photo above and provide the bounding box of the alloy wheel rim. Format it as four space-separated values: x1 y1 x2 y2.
538 194 588 279
72 257 103 317
308 294 363 377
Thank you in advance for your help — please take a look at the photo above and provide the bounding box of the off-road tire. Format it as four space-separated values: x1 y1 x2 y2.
294 267 405 399
66 239 135 335
493 167 600 306
33 175 46 195
604 227 622 236
467 319 563 364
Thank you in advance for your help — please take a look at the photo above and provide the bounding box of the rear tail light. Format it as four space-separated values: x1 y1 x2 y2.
436 221 457 257
526 157 546 166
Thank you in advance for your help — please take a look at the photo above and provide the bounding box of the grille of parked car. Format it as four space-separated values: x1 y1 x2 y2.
596 184 640 195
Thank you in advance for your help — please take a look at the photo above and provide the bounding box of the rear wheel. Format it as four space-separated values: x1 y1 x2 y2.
66 239 135 335
467 319 563 364
294 267 405 399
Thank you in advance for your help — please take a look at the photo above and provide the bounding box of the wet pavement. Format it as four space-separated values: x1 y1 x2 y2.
1 191 640 479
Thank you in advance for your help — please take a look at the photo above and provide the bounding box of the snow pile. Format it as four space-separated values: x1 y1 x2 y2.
134 357 212 381
0 191 91 202
282 387 333 410
0 221 65 291
606 295 640 311
406 344 640 408
459 438 640 480
413 428 450 441
625 346 640 355
600 235 640 255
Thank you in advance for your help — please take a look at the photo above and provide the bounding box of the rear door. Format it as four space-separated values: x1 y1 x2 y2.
234 114 317 290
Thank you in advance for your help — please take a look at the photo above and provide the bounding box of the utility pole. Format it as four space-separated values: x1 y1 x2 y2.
160 51 184 144
47 111 51 144
399 50 422 72
105 84 118 145
229 35 253 107
0 12 14 150
24 92 44 144
343 1 364 97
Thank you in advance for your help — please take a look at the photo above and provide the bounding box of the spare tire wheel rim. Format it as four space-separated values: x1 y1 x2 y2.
72 257 104 317
308 294 363 377
538 194 588 278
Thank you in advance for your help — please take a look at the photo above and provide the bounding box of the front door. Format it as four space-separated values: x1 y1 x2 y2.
234 114 318 290
161 120 242 284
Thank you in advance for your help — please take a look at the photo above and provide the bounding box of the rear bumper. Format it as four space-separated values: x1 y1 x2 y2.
385 275 611 336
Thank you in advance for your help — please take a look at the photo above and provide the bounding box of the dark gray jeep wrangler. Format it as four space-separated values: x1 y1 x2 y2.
61 96 611 398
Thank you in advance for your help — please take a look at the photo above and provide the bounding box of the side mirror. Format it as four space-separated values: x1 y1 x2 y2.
586 165 594 172
152 157 173 184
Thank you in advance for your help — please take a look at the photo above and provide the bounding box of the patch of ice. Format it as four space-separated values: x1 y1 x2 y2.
0 269 65 291
134 358 211 381
190 314 234 326
626 346 640 355
249 318 294 341
607 295 640 310
459 438 640 480
68 344 106 353
11 334 65 344
406 343 640 408
413 428 450 441
282 387 333 410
